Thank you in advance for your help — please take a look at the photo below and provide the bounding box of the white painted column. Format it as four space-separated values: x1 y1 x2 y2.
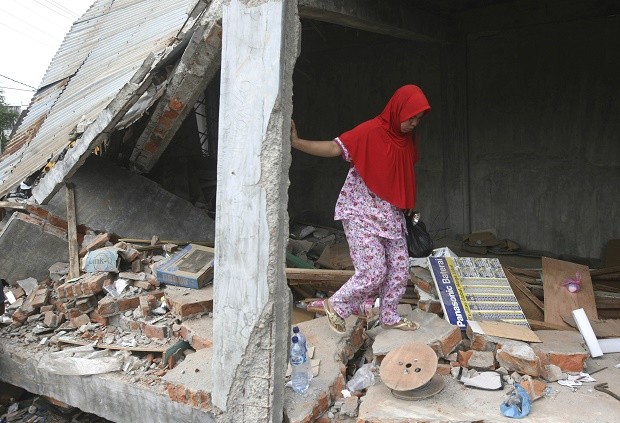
213 0 298 421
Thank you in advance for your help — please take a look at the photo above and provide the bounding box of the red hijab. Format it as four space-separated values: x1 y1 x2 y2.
338 85 431 209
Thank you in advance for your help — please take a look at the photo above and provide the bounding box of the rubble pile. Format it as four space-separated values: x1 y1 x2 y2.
1 215 619 422
0 229 214 396
284 224 620 421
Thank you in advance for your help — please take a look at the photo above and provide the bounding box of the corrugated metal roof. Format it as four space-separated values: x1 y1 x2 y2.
0 0 203 200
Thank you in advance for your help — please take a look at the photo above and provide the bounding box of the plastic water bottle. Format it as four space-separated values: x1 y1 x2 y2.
292 326 312 380
290 336 309 393
292 326 307 352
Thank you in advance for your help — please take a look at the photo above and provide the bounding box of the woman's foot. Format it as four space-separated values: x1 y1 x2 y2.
381 317 419 331
307 299 377 321
323 299 346 334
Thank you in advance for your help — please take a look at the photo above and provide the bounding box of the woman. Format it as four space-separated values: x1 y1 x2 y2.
291 84 431 333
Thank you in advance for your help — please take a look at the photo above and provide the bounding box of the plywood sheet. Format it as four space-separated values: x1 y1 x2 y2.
470 320 541 343
542 256 597 327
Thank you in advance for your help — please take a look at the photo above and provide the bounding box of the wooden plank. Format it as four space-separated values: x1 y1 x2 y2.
286 268 354 281
65 183 80 279
594 291 620 309
561 316 620 338
542 256 598 328
57 336 168 353
0 201 27 210
527 319 577 331
591 265 620 277
503 267 545 321
504 267 541 279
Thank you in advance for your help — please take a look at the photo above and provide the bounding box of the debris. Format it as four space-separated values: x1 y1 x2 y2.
82 247 121 272
501 383 531 418
346 363 378 392
594 382 620 402
468 320 541 343
37 343 127 375
572 308 603 357
458 369 503 390
155 244 214 289
17 277 38 296
598 338 620 353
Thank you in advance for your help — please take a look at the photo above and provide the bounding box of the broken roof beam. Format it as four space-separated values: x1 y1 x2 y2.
297 0 455 43
129 20 223 173
31 54 164 204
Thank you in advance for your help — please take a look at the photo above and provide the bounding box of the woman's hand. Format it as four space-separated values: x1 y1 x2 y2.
290 120 300 149
290 120 341 157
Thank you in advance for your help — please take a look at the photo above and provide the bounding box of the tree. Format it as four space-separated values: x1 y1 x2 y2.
0 90 19 153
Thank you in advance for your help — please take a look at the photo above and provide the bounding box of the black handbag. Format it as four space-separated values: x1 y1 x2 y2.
405 212 433 258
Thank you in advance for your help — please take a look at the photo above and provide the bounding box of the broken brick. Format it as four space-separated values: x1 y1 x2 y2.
131 259 144 273
43 311 60 328
144 323 169 340
165 286 213 320
417 298 443 314
79 233 111 257
496 342 541 377
89 311 108 326
70 313 90 328
531 330 588 373
11 308 30 324
519 377 548 401
10 286 25 299
81 272 109 296
40 304 55 313
75 296 98 313
134 281 154 290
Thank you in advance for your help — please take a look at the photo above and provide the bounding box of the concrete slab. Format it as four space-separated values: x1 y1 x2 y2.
162 348 213 408
178 315 214 350
0 341 215 423
369 308 462 358
43 155 216 241
283 315 365 423
531 330 589 372
359 352 620 423
3 298 620 423
0 212 69 283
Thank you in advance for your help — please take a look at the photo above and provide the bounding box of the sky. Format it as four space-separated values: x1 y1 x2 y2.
0 0 94 107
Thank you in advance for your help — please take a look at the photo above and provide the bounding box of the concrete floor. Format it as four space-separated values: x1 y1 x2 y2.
2 301 620 422
358 353 620 423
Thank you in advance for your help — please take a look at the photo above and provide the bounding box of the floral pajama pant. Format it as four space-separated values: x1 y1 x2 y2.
330 219 409 325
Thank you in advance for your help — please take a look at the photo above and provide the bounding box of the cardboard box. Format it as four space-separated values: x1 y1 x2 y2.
155 244 214 289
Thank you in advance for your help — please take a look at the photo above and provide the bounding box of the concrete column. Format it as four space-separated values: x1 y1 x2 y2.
212 0 299 421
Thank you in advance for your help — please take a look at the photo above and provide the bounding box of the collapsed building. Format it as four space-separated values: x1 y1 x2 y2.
1 0 619 422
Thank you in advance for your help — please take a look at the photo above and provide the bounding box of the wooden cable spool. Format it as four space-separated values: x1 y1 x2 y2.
379 343 444 400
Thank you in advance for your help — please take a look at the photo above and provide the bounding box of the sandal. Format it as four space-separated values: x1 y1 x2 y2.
307 299 377 322
381 317 419 331
323 299 346 334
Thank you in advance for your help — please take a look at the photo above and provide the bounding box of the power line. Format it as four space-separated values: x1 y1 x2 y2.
33 0 75 20
0 74 37 89
47 0 79 17
0 21 57 50
0 6 64 41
